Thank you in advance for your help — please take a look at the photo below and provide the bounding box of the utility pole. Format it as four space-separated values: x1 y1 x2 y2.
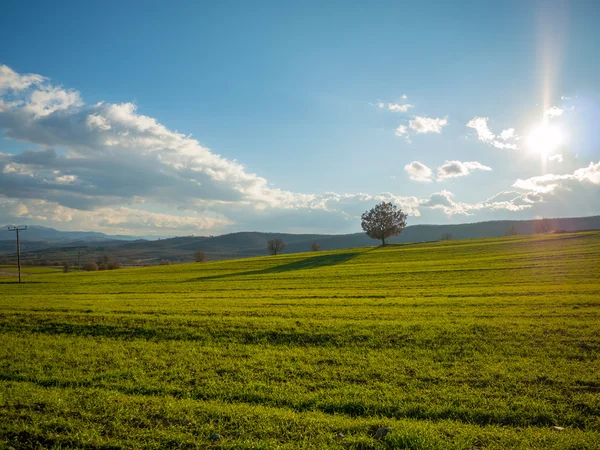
7 226 27 283
62 246 87 271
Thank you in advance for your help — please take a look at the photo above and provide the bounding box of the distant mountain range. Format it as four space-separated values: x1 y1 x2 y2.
1 216 599 265
0 225 146 242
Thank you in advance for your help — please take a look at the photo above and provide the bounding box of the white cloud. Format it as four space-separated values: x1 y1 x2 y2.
513 162 600 194
499 128 516 140
26 87 82 117
561 96 571 100
1 65 596 234
574 161 600 184
548 154 563 163
401 94 407 100
0 197 231 235
86 113 112 131
395 124 408 136
420 189 532 216
509 162 600 218
420 190 474 215
490 141 518 150
436 160 492 181
546 106 563 117
0 65 45 93
388 103 413 112
467 116 518 150
3 162 34 176
467 117 495 141
55 175 77 184
404 161 433 182
409 116 448 134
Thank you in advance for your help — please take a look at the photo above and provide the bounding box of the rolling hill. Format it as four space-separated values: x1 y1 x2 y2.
1 215 599 265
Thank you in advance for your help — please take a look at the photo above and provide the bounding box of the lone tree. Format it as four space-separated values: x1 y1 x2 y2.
311 241 321 251
267 238 285 255
194 250 206 262
361 202 407 246
441 232 453 241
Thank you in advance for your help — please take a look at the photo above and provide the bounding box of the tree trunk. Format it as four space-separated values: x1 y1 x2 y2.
381 237 386 246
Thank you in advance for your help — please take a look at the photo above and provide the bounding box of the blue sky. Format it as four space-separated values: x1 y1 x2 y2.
1 0 599 235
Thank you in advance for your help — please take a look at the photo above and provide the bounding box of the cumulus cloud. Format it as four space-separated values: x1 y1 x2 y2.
548 154 563 163
395 124 408 136
421 190 532 216
0 66 303 213
388 103 413 112
409 116 448 134
86 113 112 131
499 128 516 140
0 197 231 235
1 65 596 234
510 162 600 218
467 117 518 150
0 65 449 233
436 160 491 181
0 65 45 93
513 162 600 194
467 117 495 141
404 161 433 182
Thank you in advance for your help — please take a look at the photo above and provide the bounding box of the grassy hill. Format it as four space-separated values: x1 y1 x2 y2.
1 232 599 448
3 215 599 266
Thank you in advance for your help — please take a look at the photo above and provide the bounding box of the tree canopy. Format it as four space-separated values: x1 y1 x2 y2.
361 202 407 246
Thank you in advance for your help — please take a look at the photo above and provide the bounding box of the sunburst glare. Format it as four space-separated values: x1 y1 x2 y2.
527 122 565 156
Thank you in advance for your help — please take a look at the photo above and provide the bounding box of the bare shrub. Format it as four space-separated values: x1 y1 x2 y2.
84 262 98 271
267 238 285 255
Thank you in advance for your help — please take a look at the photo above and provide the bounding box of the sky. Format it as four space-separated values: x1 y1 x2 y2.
0 0 599 236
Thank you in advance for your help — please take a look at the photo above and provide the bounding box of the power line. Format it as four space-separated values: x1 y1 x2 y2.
7 226 27 283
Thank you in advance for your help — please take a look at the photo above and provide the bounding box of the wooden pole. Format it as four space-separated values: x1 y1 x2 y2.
16 228 21 283
7 226 27 283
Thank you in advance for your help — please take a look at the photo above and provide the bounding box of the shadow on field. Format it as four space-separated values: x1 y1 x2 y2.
188 251 361 282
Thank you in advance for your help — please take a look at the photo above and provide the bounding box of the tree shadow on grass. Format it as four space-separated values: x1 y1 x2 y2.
187 251 361 282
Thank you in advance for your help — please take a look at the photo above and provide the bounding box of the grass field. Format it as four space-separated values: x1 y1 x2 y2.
1 232 599 449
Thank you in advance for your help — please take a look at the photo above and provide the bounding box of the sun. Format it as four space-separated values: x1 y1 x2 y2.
527 123 564 156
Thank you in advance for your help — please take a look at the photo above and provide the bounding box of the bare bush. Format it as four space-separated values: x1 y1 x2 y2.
267 238 285 255
84 262 98 271
195 250 207 262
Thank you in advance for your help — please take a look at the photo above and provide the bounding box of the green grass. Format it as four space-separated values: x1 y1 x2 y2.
1 232 599 449
0 265 63 276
